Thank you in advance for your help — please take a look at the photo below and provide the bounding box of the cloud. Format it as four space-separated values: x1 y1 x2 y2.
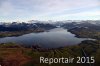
0 0 100 21
0 0 14 16
0 0 99 14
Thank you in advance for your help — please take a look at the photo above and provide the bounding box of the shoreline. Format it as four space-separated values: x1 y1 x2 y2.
67 29 100 40
0 29 44 38
0 40 100 66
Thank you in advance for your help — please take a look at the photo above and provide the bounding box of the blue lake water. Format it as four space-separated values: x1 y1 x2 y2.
0 28 92 48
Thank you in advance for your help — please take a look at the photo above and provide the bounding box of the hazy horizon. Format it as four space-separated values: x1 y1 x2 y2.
0 0 100 22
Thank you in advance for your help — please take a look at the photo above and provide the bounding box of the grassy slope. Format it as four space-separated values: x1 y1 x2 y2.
0 41 100 66
68 27 100 39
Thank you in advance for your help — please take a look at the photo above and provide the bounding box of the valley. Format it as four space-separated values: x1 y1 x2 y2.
0 20 100 66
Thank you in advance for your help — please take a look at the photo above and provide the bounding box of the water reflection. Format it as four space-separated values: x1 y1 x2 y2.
0 28 92 48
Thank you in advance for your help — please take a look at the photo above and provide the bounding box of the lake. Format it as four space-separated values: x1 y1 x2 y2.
0 28 92 48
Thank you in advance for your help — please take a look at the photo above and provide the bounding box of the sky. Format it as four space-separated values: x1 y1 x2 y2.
0 0 100 22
